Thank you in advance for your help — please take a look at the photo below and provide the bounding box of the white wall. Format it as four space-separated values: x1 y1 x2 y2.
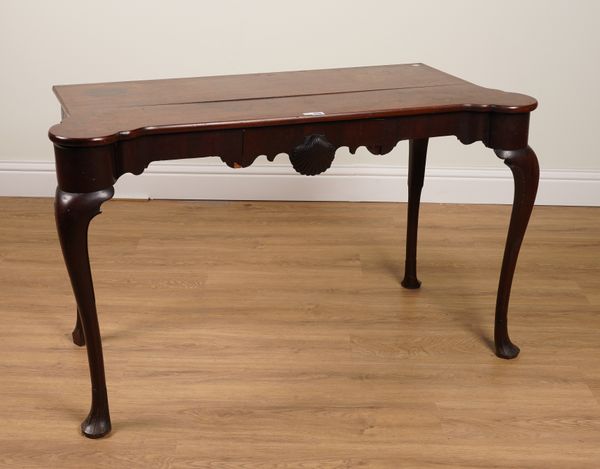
0 0 599 203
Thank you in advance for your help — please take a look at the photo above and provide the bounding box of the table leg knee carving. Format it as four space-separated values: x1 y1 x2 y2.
493 146 539 359
55 187 114 437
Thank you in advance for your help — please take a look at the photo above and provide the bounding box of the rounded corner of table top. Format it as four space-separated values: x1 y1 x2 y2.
49 120 117 147
488 91 538 114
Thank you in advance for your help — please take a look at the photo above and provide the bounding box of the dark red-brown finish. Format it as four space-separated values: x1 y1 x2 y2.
72 308 85 346
49 64 539 438
401 138 429 289
493 147 539 358
55 188 113 438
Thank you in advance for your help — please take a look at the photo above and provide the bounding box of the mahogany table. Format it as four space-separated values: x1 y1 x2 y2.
49 64 539 438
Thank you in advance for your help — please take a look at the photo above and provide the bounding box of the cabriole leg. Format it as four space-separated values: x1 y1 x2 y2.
401 138 428 289
493 146 539 359
55 187 114 438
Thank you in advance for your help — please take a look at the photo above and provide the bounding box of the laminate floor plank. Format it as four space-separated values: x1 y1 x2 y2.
0 198 599 468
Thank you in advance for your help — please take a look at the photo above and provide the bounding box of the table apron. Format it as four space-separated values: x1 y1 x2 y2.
53 111 530 193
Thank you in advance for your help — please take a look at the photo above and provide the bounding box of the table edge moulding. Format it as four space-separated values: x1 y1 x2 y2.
48 63 540 438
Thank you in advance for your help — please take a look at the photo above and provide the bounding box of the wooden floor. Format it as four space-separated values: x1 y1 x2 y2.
1 198 600 468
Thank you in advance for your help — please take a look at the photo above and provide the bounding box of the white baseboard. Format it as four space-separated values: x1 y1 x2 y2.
1 161 599 206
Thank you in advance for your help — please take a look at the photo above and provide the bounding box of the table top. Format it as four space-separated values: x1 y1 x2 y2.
49 63 537 146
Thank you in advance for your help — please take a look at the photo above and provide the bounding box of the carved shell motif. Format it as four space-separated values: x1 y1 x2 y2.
289 134 336 176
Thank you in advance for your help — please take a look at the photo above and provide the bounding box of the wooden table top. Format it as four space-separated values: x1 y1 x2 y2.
49 64 537 146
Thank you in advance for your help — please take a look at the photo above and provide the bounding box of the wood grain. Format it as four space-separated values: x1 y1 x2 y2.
49 64 536 144
1 198 599 467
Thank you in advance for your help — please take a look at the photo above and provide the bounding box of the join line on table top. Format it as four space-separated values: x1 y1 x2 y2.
119 83 469 109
